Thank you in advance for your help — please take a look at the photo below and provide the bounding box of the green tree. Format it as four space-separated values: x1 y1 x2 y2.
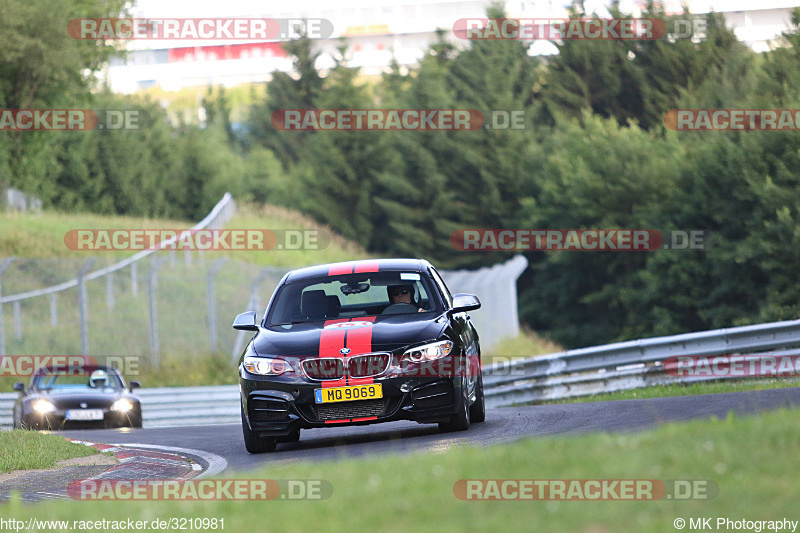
248 34 323 168
292 42 388 246
0 0 127 195
538 4 745 130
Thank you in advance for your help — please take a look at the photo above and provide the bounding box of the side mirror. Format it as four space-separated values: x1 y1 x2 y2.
232 311 259 331
452 294 481 313
128 381 141 392
13 382 25 393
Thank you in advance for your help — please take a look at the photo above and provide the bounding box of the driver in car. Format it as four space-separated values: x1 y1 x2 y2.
88 369 110 388
388 284 424 312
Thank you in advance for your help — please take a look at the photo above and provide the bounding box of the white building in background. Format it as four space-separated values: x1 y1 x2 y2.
106 0 800 93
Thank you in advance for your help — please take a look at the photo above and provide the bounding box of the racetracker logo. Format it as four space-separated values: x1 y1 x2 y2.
0 356 96 377
68 18 333 40
664 355 800 378
67 479 332 500
454 479 718 500
665 109 800 131
453 18 665 40
450 229 706 251
271 109 486 131
63 229 326 251
0 355 145 377
0 109 147 131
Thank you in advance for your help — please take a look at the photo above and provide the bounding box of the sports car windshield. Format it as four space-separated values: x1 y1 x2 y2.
31 371 124 391
266 271 442 326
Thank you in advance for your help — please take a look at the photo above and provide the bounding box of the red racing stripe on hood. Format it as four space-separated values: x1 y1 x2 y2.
346 317 376 386
320 319 348 388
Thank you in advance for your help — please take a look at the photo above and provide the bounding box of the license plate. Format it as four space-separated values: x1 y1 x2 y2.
66 409 104 421
314 384 382 404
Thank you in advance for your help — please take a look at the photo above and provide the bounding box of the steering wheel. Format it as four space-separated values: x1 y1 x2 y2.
382 303 419 315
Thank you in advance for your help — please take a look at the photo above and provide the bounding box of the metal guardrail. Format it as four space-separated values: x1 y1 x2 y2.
3 318 800 429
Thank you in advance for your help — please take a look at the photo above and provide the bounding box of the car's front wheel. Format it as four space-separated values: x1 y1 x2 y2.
469 375 486 423
439 378 470 432
241 403 277 453
128 411 143 428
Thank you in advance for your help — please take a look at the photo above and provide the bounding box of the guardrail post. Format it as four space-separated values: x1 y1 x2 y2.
0 258 14 355
77 258 96 356
207 258 227 353
131 262 138 295
106 272 114 310
13 302 21 340
50 294 57 326
148 256 163 367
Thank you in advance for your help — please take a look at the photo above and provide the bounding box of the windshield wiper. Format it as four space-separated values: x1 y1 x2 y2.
271 321 306 327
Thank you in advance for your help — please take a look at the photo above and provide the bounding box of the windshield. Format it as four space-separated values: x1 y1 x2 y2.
31 369 124 392
266 271 442 326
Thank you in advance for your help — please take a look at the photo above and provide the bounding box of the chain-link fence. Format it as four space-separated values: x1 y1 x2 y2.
0 254 288 362
0 253 527 364
0 192 528 365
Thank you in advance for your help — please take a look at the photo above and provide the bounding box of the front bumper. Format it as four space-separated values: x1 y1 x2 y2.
21 408 140 430
241 375 461 437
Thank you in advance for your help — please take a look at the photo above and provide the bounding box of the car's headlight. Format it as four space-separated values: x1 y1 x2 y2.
33 399 56 413
111 399 133 412
403 340 454 363
243 356 291 376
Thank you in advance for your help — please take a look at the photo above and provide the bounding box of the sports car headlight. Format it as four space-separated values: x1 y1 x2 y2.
243 356 291 376
403 340 454 363
111 399 133 412
33 399 56 413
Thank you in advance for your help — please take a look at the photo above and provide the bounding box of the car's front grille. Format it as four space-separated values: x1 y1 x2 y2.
302 353 391 380
249 398 289 422
312 399 387 421
302 358 345 380
348 353 391 378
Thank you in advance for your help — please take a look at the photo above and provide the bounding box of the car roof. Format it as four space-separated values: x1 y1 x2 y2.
284 258 434 283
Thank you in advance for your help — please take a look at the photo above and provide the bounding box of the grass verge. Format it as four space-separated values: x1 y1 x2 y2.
535 378 800 405
6 406 799 531
0 431 99 474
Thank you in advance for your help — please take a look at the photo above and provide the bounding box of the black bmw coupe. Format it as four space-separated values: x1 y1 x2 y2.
234 258 484 453
13 364 142 430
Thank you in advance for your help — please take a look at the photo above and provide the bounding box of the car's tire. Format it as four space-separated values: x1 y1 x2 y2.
241 404 277 453
469 375 486 423
129 411 143 428
439 378 470 432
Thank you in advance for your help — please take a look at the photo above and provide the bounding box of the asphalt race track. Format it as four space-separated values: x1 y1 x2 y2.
59 387 800 473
